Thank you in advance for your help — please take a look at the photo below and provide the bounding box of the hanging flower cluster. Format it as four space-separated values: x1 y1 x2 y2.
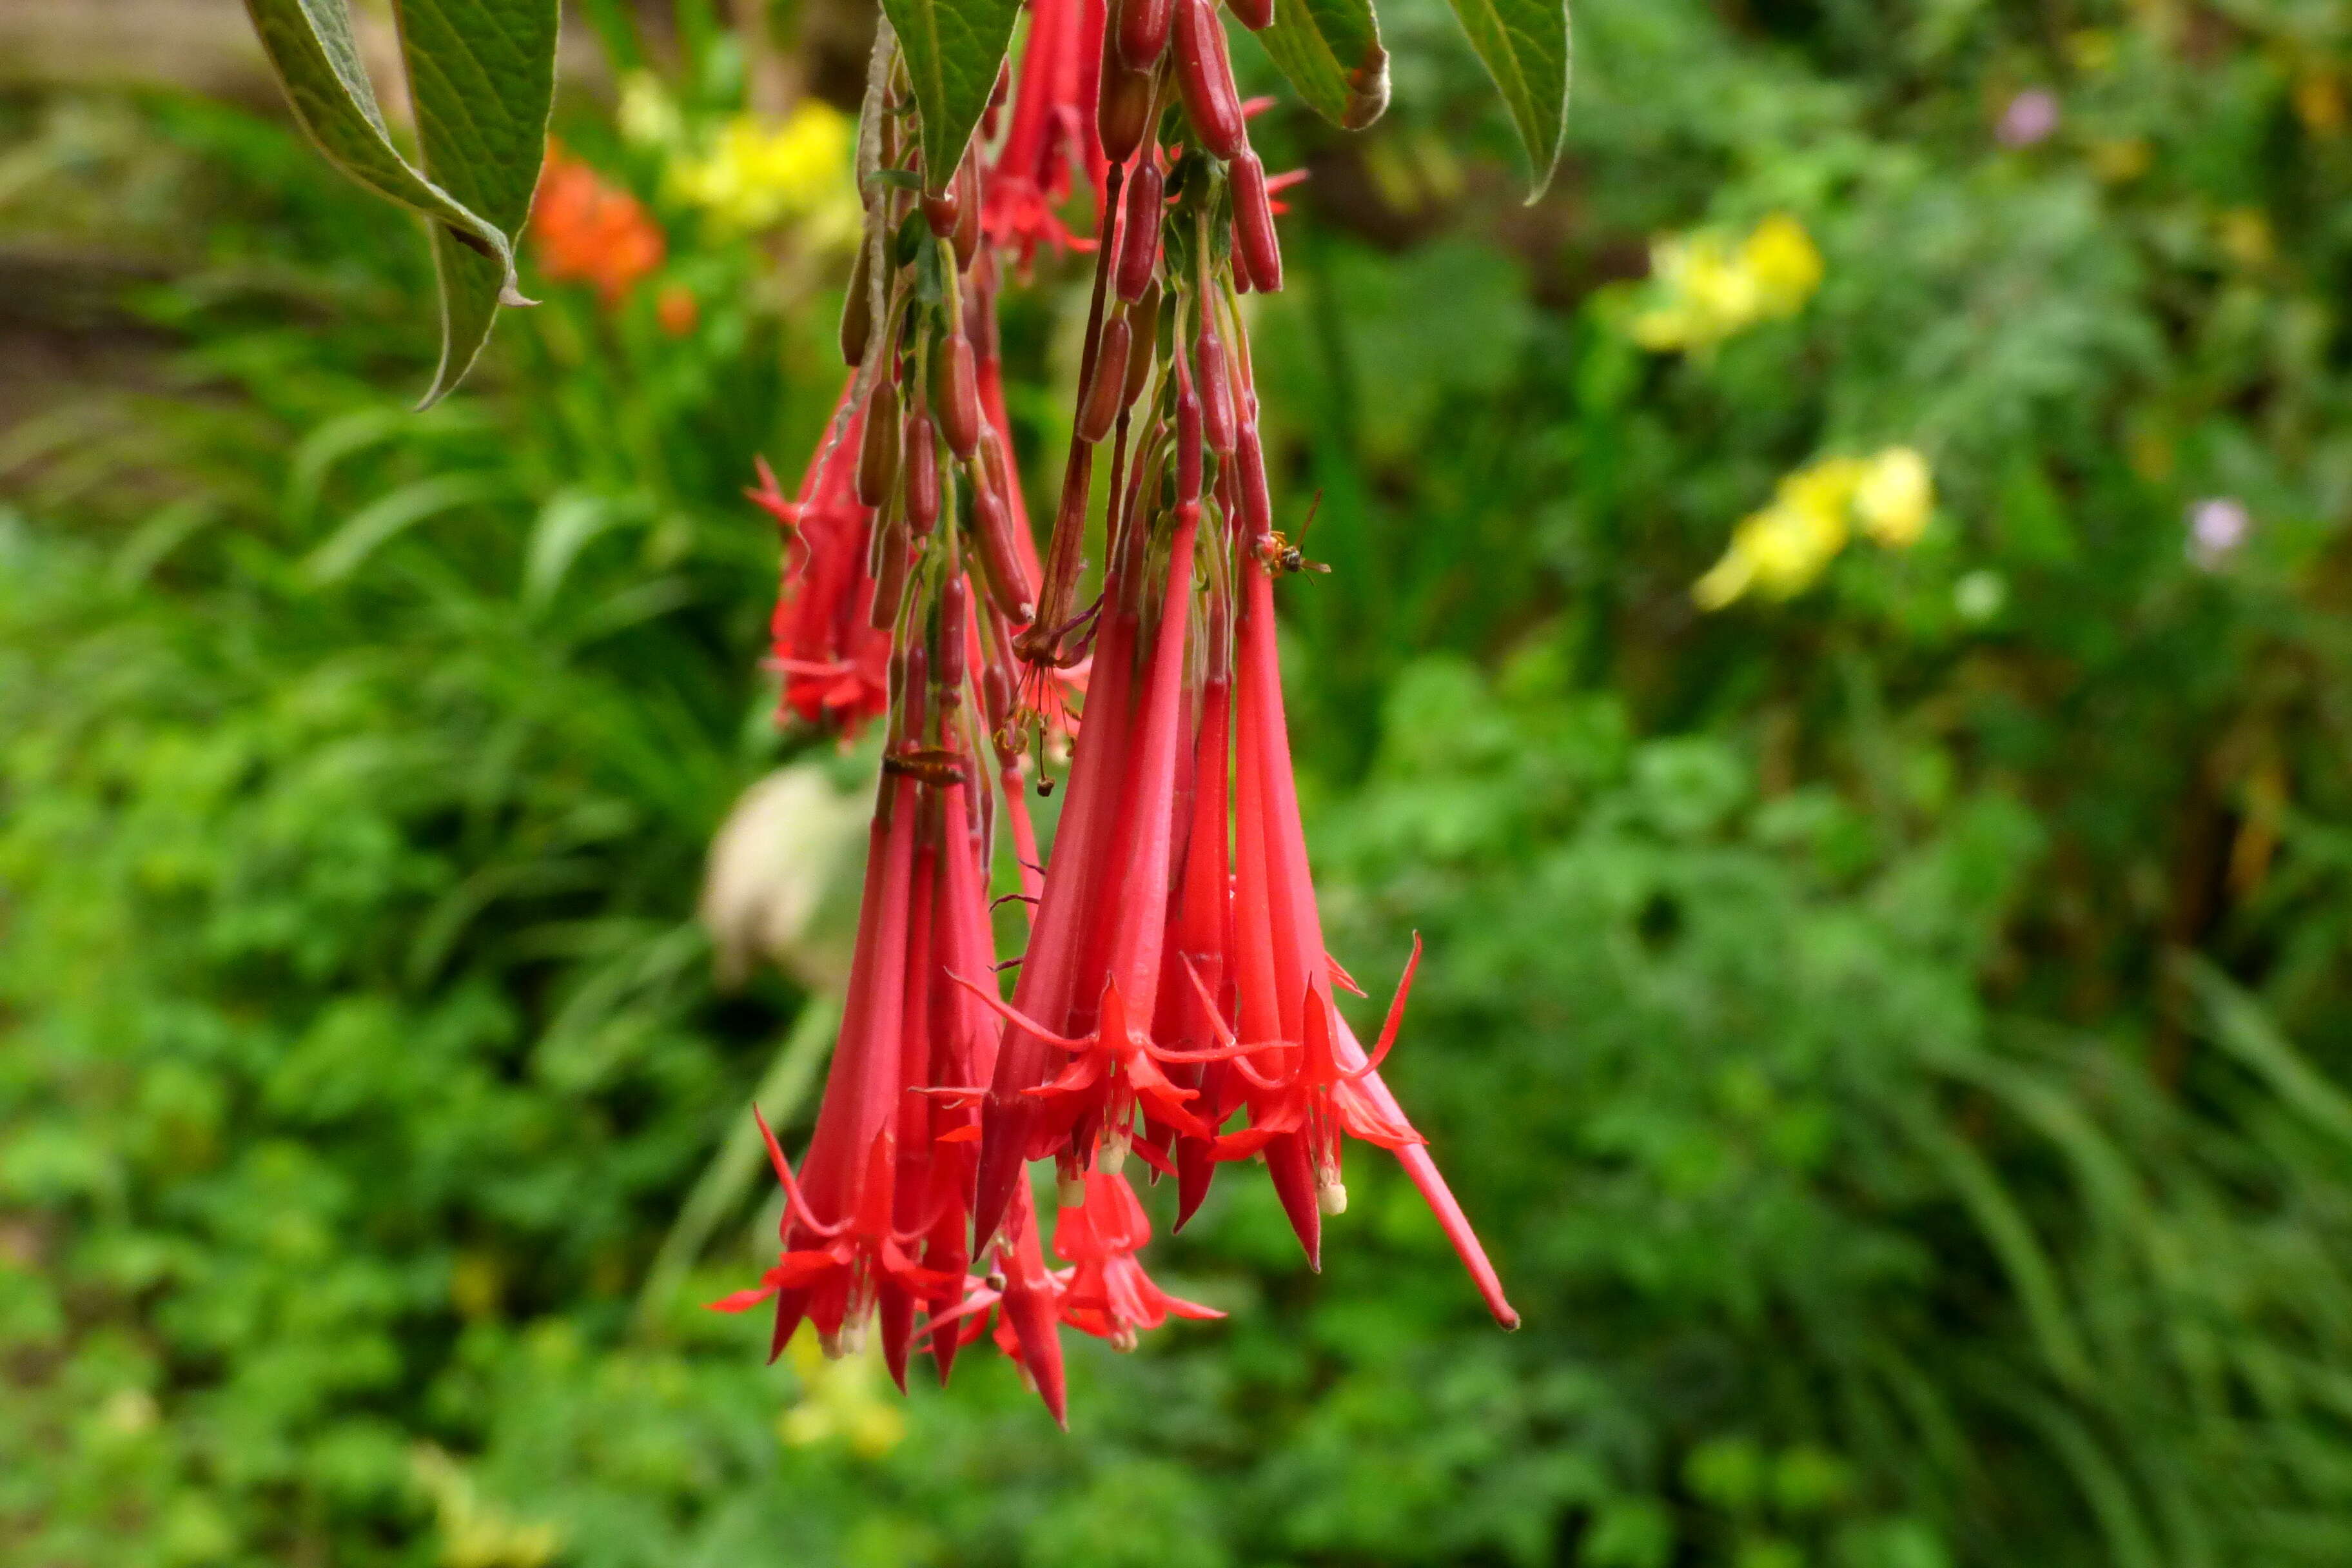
724 0 1516 1424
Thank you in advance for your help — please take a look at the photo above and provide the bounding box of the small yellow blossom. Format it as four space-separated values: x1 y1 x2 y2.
1695 447 1935 609
1852 447 1934 547
2295 70 2346 138
617 73 684 150
777 1324 905 1459
1631 213 1823 353
670 103 859 240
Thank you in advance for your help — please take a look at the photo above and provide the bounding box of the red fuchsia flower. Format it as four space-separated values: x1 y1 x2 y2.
1052 1169 1223 1348
711 614 1009 1377
984 0 1109 261
922 1179 1073 1422
529 141 665 305
748 382 891 735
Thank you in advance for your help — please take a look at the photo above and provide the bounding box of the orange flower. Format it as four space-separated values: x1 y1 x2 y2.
528 141 665 306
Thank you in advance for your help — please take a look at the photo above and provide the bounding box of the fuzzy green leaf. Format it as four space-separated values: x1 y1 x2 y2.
395 0 561 406
242 0 556 405
1442 0 1570 199
1257 0 1391 131
881 0 1023 191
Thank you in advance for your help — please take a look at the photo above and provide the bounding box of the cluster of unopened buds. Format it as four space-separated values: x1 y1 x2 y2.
728 0 1515 1424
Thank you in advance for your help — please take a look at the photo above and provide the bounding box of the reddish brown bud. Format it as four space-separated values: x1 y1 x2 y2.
870 517 910 629
1235 420 1273 542
937 573 969 694
1231 150 1282 293
1197 323 1237 455
952 159 982 270
1122 293 1158 408
1116 163 1164 302
1098 57 1155 166
934 336 983 459
840 242 874 366
1229 0 1273 29
971 484 1037 625
858 378 900 507
1173 0 1245 162
923 182 960 238
1119 0 1175 70
1077 316 1132 444
1177 389 1203 505
903 407 939 527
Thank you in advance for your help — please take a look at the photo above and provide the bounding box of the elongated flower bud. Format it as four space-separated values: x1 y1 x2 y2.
870 515 910 629
1177 387 1203 505
935 337 983 459
1197 322 1237 454
1228 0 1273 29
858 378 900 507
937 572 969 694
1235 419 1273 542
1121 292 1158 409
1119 0 1175 69
1077 315 1132 444
952 159 982 271
1115 162 1163 302
904 407 940 527
1230 150 1282 293
923 181 961 239
841 242 874 367
1098 55 1155 166
1173 0 1244 162
972 482 1037 625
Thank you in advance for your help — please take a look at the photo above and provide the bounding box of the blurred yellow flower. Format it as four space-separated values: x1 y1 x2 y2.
1695 447 1934 609
1853 447 1934 546
670 103 859 240
2088 137 2152 182
778 1323 906 1459
617 72 683 150
1632 213 1822 353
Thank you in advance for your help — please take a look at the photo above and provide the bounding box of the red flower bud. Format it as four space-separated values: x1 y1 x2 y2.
1235 419 1273 542
1118 0 1175 68
1115 162 1163 303
858 378 900 507
937 571 969 694
1097 55 1155 166
972 482 1037 625
1228 0 1273 28
1121 293 1158 409
840 242 873 367
934 336 983 459
1077 315 1131 444
903 406 939 527
952 159 982 271
1173 0 1245 162
1197 322 1237 455
1230 150 1282 293
1177 388 1203 505
923 182 960 239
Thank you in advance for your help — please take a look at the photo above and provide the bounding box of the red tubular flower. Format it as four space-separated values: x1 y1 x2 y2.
923 1179 1072 1424
749 381 891 735
985 0 1110 260
1053 1170 1223 1348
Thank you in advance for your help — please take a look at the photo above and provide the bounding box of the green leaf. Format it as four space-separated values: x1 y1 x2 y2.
1256 0 1391 131
1440 0 1570 199
879 0 1022 191
394 0 562 406
240 0 556 405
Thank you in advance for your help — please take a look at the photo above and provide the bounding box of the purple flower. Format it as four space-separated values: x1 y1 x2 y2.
1997 90 2062 148
2187 497 2251 569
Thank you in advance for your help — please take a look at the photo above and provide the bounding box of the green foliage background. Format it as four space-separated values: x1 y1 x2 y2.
9 3 2352 1565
